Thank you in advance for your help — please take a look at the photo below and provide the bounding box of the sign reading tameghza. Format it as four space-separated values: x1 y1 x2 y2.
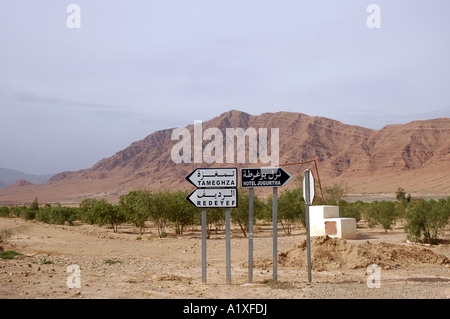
186 167 238 208
187 188 238 208
186 168 237 188
240 167 292 188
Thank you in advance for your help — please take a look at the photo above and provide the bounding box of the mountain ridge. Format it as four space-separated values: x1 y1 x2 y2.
0 110 448 204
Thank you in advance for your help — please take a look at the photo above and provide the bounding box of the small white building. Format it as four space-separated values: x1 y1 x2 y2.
309 205 357 239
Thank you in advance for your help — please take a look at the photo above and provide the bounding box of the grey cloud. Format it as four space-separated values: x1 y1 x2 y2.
12 92 147 119
13 92 131 111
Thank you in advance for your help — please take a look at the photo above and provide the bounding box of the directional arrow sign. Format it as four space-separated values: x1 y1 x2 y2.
186 168 237 188
187 188 238 208
240 167 292 188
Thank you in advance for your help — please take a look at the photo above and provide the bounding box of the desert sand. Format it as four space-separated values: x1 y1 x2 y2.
1 216 449 299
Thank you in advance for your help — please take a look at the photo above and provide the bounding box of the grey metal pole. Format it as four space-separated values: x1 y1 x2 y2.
201 208 207 284
305 169 312 282
248 188 254 283
225 207 231 284
273 187 278 281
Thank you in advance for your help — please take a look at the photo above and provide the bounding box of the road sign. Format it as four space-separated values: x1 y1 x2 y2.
240 167 292 188
303 169 315 204
186 168 237 188
186 188 238 208
186 167 238 285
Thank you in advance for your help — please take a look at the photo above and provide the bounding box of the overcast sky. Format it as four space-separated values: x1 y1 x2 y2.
1 1 449 175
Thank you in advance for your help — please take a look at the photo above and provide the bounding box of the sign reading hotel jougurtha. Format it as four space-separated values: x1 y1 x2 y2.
240 167 292 188
187 188 238 208
186 168 237 188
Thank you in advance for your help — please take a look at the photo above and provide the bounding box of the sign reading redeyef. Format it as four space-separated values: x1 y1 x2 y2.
187 188 238 208
186 168 237 188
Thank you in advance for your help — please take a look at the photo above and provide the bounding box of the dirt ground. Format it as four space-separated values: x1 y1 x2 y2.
1 217 449 299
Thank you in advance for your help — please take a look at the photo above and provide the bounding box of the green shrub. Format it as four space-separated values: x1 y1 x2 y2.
339 200 363 222
277 187 305 235
118 190 152 235
11 206 28 218
36 205 78 225
0 206 10 218
0 250 23 259
23 209 37 220
364 200 397 231
79 198 99 224
404 198 449 244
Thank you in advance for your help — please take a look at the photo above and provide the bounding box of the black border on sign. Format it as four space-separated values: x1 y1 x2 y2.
240 167 292 188
185 167 238 188
186 188 238 208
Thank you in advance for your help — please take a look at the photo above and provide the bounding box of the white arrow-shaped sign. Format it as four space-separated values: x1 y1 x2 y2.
186 168 237 188
187 188 238 208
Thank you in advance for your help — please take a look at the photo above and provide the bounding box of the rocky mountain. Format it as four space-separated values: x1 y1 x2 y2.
0 110 448 204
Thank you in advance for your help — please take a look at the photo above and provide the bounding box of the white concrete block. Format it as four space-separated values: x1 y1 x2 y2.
310 205 339 236
308 205 357 239
325 218 357 239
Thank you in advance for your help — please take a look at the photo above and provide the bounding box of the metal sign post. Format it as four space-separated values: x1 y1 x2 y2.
272 186 278 281
303 169 315 283
248 188 254 283
186 167 238 285
225 207 231 284
241 167 292 282
201 208 207 284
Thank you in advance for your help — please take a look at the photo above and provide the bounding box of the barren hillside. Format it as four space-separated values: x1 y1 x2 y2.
0 110 448 204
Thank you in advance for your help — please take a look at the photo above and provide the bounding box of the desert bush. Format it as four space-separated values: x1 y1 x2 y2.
91 199 124 232
0 250 23 259
23 208 36 221
79 198 100 224
277 187 305 235
37 205 78 225
119 190 152 235
0 206 10 218
23 198 40 220
364 200 397 232
169 190 199 235
149 190 173 238
339 200 364 222
30 197 39 212
323 182 350 205
395 187 412 202
404 198 450 244
10 206 28 218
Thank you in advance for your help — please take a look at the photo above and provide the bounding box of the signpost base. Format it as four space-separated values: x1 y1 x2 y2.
225 207 231 284
202 208 207 284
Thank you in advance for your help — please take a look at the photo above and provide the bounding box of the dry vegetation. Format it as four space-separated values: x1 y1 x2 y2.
1 213 449 299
